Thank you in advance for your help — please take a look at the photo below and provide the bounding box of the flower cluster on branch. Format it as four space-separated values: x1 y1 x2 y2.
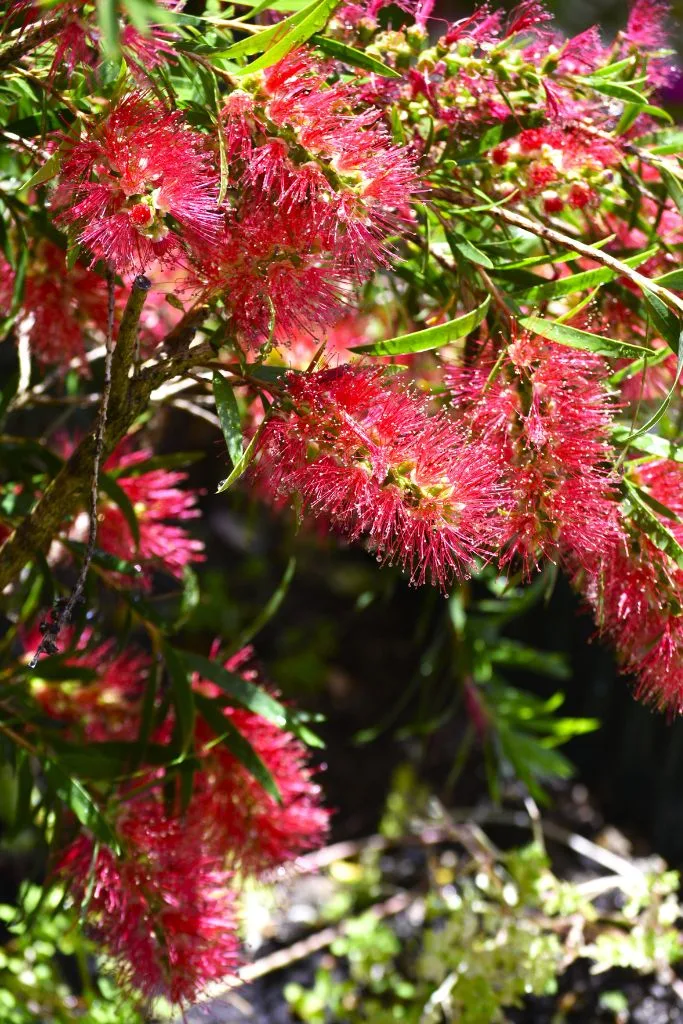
1 0 683 1010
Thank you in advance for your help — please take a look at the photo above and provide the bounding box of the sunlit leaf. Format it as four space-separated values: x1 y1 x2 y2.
352 296 491 355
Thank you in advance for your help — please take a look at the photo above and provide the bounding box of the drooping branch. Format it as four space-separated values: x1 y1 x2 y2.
0 291 211 595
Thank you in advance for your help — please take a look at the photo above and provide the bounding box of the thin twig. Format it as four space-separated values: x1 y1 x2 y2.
489 205 683 319
0 16 62 72
29 275 150 666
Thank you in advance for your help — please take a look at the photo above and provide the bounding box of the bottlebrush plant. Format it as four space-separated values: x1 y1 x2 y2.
0 0 683 1015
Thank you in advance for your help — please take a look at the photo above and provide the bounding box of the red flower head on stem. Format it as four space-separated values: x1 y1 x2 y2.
53 94 220 273
96 444 205 582
253 366 504 588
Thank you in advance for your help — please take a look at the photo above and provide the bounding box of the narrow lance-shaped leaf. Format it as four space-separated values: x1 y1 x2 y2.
512 246 658 303
213 371 243 468
623 480 683 570
42 756 122 854
643 291 681 354
216 419 265 493
311 35 400 78
181 650 323 747
162 642 196 753
446 231 494 269
194 693 281 801
613 427 683 463
235 556 296 650
520 316 652 360
351 296 491 356
618 326 683 443
585 77 648 105
96 0 122 57
210 0 329 61
232 0 340 76
100 473 140 547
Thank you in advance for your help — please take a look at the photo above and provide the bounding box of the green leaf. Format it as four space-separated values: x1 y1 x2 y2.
175 565 200 630
589 57 637 79
586 77 647 105
232 0 340 75
613 427 683 463
162 643 195 753
236 557 296 649
643 291 681 353
446 232 495 269
216 421 264 493
659 166 683 218
654 269 683 289
12 752 33 833
181 650 323 747
632 128 683 155
64 539 144 579
210 0 323 60
311 35 400 77
520 316 652 360
351 296 491 356
626 482 681 523
616 102 643 136
213 372 243 468
122 0 176 31
489 641 570 681
97 0 121 57
21 150 63 194
641 104 673 125
619 327 683 442
9 244 28 316
26 659 98 683
47 745 127 781
623 480 683 569
194 693 280 801
512 246 658 303
100 473 140 547
42 756 122 853
608 342 671 385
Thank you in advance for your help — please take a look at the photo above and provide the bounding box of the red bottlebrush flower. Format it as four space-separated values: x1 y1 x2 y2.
447 334 623 574
199 60 416 348
505 0 552 37
3 241 113 367
568 182 595 208
543 192 564 214
575 506 683 714
557 26 606 74
26 629 149 742
529 162 558 188
491 144 510 166
443 7 504 48
200 206 351 346
258 51 418 269
193 647 330 874
53 94 220 273
253 366 503 588
96 445 204 580
518 127 561 153
623 0 675 86
625 0 671 51
58 803 239 1004
287 313 371 369
120 23 178 85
